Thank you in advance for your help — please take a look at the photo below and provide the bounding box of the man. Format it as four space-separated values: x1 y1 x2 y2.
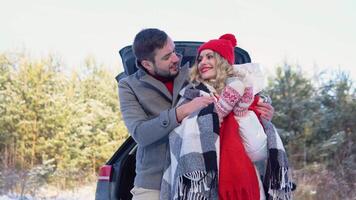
118 28 274 200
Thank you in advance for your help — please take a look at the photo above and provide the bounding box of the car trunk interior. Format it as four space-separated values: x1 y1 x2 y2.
116 147 136 199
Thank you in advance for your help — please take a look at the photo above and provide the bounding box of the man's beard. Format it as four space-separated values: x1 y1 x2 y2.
153 64 179 80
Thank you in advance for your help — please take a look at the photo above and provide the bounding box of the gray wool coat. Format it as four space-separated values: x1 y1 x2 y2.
118 63 190 190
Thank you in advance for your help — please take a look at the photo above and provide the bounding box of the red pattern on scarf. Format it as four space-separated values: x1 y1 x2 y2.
249 95 262 121
218 96 261 200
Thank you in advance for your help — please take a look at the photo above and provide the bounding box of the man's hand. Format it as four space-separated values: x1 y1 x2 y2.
176 96 215 122
255 101 274 121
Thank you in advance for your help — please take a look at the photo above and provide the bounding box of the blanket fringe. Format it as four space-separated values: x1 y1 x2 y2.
177 171 217 200
267 166 293 200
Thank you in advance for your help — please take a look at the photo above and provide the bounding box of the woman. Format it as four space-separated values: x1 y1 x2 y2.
161 34 292 200
192 34 268 163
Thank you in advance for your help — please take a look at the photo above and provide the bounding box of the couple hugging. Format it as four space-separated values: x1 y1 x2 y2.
119 28 293 200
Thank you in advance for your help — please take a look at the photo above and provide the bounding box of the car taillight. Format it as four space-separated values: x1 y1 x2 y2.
98 165 112 181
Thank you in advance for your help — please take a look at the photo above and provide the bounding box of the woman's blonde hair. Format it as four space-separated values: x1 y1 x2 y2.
190 52 236 94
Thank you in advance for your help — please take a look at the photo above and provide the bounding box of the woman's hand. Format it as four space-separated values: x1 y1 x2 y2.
176 96 215 122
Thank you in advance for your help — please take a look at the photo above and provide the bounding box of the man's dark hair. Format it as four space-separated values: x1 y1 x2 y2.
132 28 168 63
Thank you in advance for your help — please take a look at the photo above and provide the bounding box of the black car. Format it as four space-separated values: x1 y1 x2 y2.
95 41 251 200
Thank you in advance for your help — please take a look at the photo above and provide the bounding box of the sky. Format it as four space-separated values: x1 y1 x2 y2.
0 0 355 80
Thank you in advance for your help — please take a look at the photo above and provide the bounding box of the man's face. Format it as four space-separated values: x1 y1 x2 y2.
144 37 180 79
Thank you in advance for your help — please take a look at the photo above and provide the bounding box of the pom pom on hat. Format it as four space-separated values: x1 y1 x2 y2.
198 33 237 65
219 33 237 47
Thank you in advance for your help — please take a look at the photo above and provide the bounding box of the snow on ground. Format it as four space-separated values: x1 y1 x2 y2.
0 183 96 200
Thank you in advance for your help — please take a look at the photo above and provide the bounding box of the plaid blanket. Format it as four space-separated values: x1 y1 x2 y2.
160 83 219 200
260 118 293 200
160 83 293 200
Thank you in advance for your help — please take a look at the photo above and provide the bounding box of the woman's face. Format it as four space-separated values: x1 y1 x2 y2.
197 49 217 80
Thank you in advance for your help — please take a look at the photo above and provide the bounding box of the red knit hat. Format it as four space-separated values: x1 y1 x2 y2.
198 33 237 65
